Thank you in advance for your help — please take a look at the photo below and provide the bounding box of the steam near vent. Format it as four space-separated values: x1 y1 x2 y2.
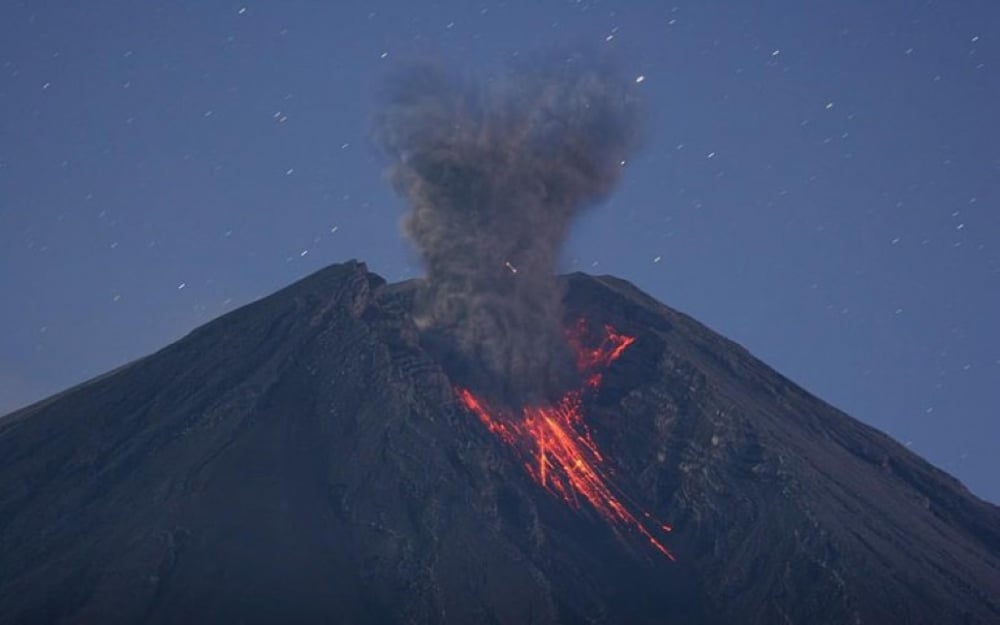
373 49 645 406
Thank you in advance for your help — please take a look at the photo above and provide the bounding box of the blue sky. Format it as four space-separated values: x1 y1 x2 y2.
1 1 997 502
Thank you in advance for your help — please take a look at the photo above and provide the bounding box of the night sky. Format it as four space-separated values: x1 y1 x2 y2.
2 2 997 502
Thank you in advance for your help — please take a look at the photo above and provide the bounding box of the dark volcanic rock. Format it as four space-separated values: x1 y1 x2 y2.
0 260 997 624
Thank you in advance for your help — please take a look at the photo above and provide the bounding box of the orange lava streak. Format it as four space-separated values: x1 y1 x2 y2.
566 320 637 389
456 322 675 560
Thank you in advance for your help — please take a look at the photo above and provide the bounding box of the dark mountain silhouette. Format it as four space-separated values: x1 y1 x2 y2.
1 260 997 624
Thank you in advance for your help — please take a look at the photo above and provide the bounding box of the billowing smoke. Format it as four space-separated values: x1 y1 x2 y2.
374 50 644 406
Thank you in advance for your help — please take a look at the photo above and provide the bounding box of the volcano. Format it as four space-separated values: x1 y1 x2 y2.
1 260 998 624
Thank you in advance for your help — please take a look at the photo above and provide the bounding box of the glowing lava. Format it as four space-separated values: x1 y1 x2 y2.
456 321 675 560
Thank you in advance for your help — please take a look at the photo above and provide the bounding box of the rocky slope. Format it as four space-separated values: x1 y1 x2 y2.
1 260 997 624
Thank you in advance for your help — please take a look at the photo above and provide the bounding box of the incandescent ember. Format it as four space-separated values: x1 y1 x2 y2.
457 320 675 560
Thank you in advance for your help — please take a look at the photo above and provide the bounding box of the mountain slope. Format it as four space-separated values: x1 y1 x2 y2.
0 260 997 624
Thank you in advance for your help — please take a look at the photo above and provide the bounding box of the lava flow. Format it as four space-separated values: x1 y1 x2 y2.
456 321 675 560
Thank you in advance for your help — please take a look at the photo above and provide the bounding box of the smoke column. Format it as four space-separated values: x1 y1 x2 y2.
374 50 645 405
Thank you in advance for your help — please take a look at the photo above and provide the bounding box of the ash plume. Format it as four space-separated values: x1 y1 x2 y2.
374 50 645 405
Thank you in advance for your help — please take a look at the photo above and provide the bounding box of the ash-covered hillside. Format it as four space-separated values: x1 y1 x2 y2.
1 260 997 624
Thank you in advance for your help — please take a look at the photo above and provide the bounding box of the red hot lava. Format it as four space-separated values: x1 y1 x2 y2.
456 321 675 560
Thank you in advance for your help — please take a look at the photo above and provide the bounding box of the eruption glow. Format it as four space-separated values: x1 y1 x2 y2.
457 322 675 560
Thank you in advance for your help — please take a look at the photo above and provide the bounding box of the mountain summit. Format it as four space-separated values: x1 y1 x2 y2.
1 261 997 624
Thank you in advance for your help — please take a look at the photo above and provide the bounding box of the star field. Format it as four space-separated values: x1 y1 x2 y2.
1 1 998 501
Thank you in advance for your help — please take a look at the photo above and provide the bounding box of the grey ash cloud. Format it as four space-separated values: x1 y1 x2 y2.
374 49 645 405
